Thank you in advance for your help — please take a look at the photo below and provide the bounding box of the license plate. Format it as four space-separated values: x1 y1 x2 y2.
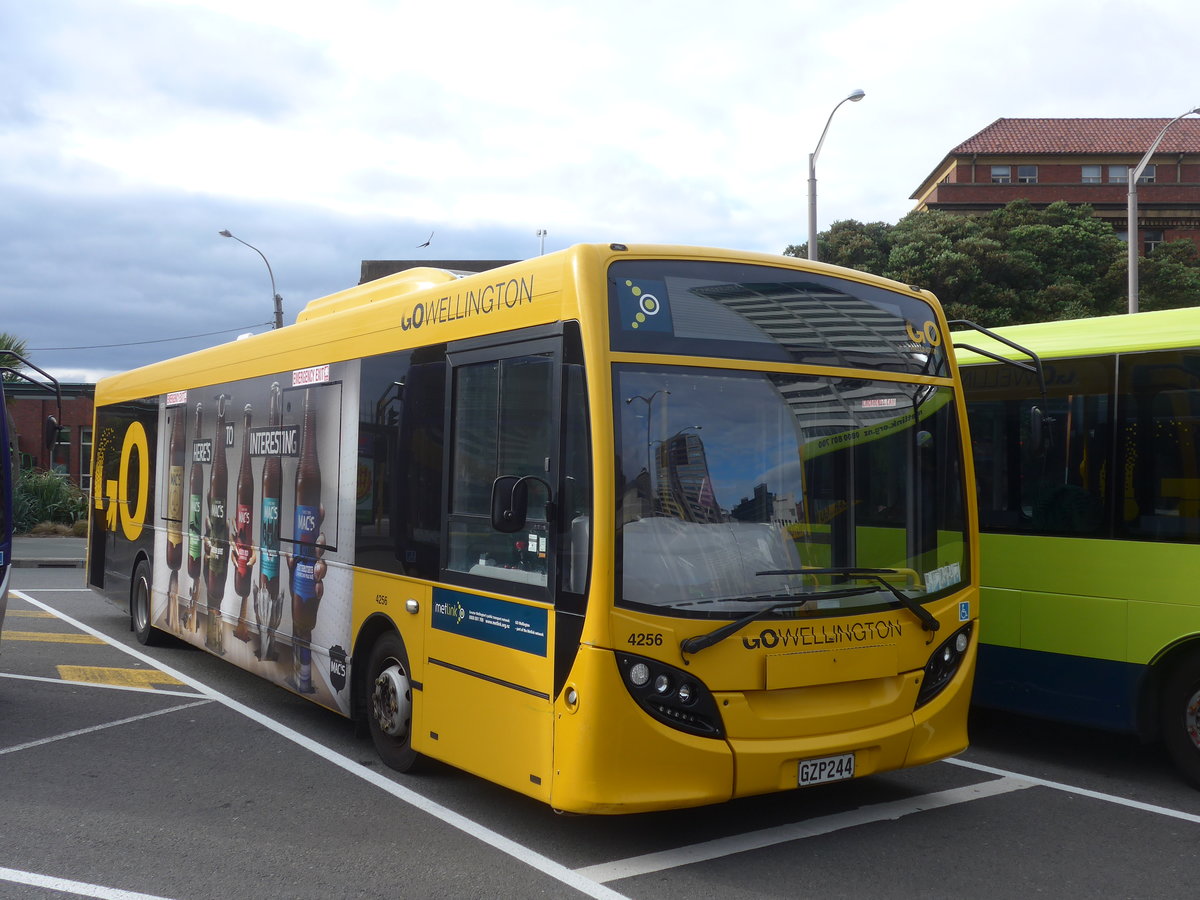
798 752 855 786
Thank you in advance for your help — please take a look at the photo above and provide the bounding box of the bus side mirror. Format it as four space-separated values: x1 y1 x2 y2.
491 475 528 534
43 415 59 451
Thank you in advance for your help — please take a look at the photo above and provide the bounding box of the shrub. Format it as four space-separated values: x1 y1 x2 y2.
13 468 88 533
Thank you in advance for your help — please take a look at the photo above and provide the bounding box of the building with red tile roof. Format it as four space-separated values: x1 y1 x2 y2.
912 118 1200 253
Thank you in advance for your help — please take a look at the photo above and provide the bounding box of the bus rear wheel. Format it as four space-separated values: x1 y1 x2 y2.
131 560 164 646
1161 655 1200 789
365 632 420 772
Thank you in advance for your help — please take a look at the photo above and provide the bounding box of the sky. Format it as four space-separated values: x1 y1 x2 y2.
4 0 1198 382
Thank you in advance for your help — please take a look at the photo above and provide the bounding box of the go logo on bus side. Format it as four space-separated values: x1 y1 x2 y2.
96 422 150 541
905 320 942 347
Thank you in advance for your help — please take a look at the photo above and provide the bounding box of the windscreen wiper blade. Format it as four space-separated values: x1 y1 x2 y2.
680 584 889 656
680 599 811 656
756 567 940 633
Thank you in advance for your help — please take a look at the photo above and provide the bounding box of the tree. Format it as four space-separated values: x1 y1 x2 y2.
783 200 1200 326
1136 240 1200 311
785 219 893 274
1 332 31 383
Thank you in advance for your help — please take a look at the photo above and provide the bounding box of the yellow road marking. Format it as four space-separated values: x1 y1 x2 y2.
6 610 55 618
56 666 186 688
3 631 104 644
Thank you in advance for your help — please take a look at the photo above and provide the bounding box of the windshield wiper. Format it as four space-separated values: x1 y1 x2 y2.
679 583 889 656
680 599 813 656
756 567 940 633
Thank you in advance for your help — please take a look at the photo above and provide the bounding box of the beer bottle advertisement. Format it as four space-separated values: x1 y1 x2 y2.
165 404 185 571
204 394 230 653
187 403 205 583
255 382 284 660
232 404 256 642
290 387 322 693
146 365 350 714
292 388 321 604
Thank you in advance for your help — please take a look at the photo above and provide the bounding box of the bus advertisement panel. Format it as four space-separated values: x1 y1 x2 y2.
90 244 978 813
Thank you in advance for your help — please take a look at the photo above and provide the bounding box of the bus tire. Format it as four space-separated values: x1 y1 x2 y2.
1161 655 1200 789
364 631 420 772
131 559 164 646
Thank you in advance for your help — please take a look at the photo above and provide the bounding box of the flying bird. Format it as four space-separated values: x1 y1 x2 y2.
416 231 433 248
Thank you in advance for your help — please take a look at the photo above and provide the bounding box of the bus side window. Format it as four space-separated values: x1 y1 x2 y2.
1117 349 1200 543
447 353 555 588
559 361 592 597
392 351 446 579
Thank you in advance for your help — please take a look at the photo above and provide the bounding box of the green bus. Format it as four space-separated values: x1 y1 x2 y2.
955 307 1200 787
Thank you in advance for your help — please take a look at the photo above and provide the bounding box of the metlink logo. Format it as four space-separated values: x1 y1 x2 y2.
434 599 466 625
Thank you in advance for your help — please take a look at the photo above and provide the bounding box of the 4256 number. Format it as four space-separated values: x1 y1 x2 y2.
627 632 663 647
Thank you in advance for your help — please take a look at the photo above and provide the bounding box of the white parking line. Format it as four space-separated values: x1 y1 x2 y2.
11 591 631 900
0 866 177 900
945 757 1200 824
0 671 208 699
575 777 1031 883
0 700 211 756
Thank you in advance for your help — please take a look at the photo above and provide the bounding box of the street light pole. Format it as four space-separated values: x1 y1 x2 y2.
537 229 547 256
219 230 285 329
807 89 866 262
1126 106 1200 314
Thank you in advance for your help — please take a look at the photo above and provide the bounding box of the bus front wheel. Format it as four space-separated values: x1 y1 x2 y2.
1162 655 1200 789
365 632 420 772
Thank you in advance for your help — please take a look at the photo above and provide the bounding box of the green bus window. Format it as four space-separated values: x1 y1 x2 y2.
964 356 1113 537
1117 349 1200 543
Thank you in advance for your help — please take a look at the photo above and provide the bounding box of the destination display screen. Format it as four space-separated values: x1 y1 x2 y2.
607 258 950 377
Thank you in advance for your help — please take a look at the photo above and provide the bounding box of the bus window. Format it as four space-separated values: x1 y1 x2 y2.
1117 349 1200 543
964 356 1113 537
392 350 446 580
558 360 592 598
448 351 555 589
356 350 414 576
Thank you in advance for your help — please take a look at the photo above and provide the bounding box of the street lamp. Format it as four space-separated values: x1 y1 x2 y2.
807 89 866 262
537 229 548 255
219 230 284 329
1126 106 1200 314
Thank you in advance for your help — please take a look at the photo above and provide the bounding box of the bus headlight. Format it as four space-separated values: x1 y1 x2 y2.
616 652 725 738
916 622 973 709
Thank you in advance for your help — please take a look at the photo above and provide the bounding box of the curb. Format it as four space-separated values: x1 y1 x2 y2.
11 558 86 569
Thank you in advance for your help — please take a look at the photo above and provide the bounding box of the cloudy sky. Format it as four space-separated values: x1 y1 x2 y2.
4 0 1196 381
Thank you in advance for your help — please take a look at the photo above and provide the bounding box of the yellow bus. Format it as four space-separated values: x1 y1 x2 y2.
88 243 978 813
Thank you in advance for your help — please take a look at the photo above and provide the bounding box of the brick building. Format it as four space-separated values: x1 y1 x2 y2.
5 381 95 491
911 118 1200 254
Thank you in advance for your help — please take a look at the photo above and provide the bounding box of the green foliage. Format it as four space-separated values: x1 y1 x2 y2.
13 468 87 533
1136 240 1200 311
1 332 31 383
784 200 1200 326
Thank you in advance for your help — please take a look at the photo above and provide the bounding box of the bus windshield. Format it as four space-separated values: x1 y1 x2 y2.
614 364 968 618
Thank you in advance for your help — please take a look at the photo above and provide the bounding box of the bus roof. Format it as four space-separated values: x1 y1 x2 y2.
96 243 941 406
952 305 1200 365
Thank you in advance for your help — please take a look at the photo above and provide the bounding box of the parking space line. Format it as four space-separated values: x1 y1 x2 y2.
57 665 187 689
0 701 212 756
3 630 105 644
13 590 632 900
945 757 1200 824
0 671 206 699
575 777 1031 883
0 865 177 900
7 609 55 617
